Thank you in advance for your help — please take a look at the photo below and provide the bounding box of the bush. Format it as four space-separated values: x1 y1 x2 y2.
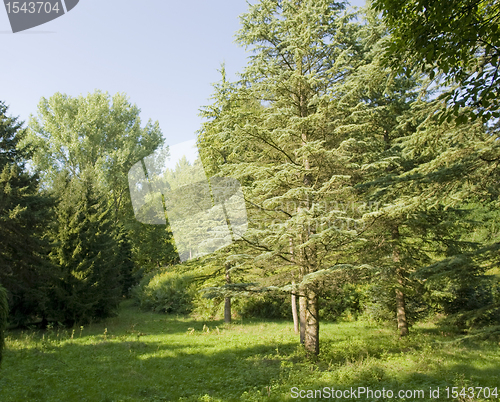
238 293 291 319
320 283 368 322
191 296 225 320
439 277 500 329
132 269 195 315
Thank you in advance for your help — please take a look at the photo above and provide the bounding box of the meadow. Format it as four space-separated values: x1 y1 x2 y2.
0 301 499 402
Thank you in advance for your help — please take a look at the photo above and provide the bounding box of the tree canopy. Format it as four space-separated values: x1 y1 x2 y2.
372 0 500 122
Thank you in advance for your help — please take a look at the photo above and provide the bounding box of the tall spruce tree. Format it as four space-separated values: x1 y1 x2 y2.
47 173 122 325
330 11 429 336
0 101 53 326
342 7 499 331
319 8 499 336
384 99 500 329
372 0 500 293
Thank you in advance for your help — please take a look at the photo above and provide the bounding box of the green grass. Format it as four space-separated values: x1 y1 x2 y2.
0 301 499 402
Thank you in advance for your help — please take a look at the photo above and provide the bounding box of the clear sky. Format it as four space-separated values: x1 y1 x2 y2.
1 0 366 147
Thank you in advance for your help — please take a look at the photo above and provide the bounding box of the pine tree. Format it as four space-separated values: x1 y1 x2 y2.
198 0 365 355
126 220 178 271
115 224 135 297
387 100 500 329
330 10 427 336
0 101 54 326
344 10 499 333
48 173 122 325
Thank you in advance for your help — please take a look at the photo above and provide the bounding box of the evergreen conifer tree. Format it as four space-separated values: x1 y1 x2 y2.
199 0 365 355
115 224 135 297
0 101 53 326
345 11 499 332
48 173 122 325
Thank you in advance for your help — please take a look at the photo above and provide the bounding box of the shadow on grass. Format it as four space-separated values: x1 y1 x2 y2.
3 304 499 402
0 333 297 402
5 305 269 339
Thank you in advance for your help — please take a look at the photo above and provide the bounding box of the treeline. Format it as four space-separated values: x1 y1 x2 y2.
0 0 499 359
0 93 179 329
139 0 500 356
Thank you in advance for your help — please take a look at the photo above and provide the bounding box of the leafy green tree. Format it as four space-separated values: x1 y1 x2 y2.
22 91 163 196
372 0 500 122
21 91 173 272
372 0 500 225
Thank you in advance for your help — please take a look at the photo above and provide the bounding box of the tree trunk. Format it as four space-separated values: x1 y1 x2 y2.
224 297 231 324
304 287 319 356
291 281 299 335
299 287 306 344
395 275 408 337
224 262 231 324
296 61 319 354
392 225 408 337
290 241 299 335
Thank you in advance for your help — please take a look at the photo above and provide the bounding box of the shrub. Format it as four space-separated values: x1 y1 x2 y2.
238 293 291 319
319 283 368 322
440 277 500 329
191 296 225 320
132 269 195 315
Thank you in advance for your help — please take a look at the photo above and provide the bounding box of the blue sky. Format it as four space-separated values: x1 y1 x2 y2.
1 0 366 147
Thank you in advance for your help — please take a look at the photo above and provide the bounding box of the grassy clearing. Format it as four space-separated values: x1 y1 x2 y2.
0 301 499 402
